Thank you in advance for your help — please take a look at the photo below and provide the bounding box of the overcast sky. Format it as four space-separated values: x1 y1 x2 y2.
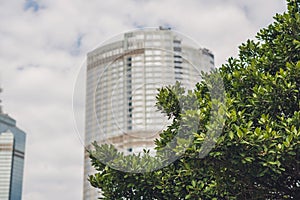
0 0 287 199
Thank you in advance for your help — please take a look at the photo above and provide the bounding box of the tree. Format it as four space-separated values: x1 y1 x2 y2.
88 0 300 199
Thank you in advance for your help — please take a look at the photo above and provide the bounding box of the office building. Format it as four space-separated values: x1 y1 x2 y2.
83 27 214 199
0 88 26 200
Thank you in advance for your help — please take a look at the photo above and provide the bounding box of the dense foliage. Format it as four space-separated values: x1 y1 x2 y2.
89 1 300 199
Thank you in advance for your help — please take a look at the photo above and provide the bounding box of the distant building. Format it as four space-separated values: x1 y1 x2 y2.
0 88 26 200
83 27 214 199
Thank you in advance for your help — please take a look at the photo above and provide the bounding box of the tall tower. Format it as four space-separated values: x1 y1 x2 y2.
0 88 26 200
83 28 214 199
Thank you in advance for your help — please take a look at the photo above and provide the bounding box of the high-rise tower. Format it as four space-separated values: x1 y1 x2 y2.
83 28 214 199
0 88 26 200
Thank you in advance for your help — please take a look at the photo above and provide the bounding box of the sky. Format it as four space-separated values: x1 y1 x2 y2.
0 0 287 199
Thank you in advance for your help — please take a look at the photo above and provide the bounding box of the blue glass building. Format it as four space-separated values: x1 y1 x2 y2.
0 91 26 200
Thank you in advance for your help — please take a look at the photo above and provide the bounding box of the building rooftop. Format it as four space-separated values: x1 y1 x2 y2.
0 87 2 114
0 114 16 127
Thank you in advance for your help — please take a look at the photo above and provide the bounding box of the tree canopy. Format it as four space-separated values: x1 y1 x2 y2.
89 0 300 199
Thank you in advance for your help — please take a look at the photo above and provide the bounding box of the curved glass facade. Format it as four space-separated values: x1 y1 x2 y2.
0 114 26 200
83 28 214 199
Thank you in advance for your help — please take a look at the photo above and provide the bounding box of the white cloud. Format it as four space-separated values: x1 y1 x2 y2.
0 0 287 199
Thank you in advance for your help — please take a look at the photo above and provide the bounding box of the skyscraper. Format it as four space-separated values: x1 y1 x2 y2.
83 27 214 199
0 88 26 200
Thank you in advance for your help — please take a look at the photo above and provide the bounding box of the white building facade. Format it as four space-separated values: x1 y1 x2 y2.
83 27 214 199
